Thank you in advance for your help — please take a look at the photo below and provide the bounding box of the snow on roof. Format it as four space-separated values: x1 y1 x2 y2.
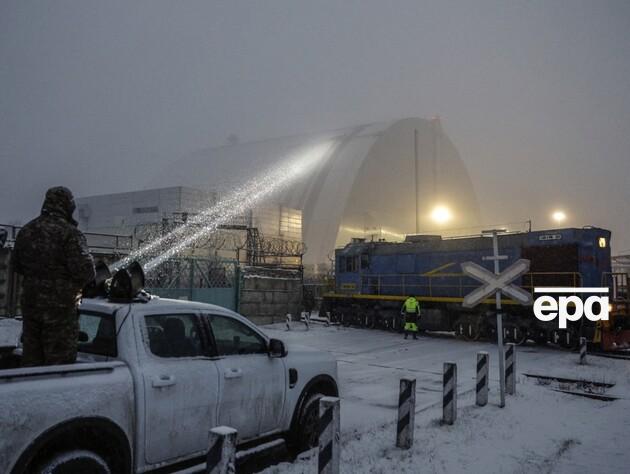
80 296 235 315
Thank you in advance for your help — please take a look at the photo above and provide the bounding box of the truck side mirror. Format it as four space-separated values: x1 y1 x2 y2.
268 338 287 358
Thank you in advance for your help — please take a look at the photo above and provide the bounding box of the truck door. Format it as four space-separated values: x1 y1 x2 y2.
140 312 221 465
202 313 286 442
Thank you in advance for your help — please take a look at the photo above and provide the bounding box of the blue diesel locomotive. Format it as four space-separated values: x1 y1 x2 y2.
322 227 630 349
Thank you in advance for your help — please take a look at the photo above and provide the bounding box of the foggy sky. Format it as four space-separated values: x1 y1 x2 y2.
1 1 629 253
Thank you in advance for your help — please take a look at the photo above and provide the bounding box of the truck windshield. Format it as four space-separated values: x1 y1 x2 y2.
78 311 117 357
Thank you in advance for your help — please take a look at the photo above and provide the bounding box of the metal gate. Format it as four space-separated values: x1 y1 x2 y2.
145 257 240 311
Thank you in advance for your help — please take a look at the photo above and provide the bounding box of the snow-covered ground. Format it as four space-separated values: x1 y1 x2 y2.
260 323 630 473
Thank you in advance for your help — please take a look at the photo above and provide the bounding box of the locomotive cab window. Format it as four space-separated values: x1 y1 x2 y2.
339 256 358 273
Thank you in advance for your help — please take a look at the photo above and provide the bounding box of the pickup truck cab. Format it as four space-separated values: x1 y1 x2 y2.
0 296 338 474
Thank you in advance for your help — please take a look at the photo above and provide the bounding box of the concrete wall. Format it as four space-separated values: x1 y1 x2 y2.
238 267 302 325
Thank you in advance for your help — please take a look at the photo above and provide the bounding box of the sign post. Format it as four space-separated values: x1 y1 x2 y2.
488 231 507 408
461 229 532 408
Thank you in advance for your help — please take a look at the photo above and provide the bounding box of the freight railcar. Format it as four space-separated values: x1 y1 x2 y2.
321 227 630 350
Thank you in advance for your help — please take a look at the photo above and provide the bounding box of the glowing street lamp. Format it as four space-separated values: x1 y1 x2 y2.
430 205 452 225
552 210 567 224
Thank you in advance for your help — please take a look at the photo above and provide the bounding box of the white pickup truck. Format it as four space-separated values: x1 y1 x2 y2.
0 296 338 474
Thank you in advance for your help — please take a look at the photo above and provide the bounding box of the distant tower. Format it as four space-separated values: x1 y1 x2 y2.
431 115 441 197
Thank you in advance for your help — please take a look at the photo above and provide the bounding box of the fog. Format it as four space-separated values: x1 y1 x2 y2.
1 0 629 253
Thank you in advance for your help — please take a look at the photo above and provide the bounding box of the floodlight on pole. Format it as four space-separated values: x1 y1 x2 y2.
552 210 567 224
430 205 452 225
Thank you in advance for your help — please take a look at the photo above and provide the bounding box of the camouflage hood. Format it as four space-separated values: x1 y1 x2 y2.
41 186 77 225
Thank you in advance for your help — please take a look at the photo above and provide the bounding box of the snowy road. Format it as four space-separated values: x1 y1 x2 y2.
258 323 630 473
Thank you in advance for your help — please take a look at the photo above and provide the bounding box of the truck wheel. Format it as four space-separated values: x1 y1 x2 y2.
291 392 323 454
37 450 111 474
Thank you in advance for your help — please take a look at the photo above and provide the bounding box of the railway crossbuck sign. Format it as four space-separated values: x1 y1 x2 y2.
461 259 533 308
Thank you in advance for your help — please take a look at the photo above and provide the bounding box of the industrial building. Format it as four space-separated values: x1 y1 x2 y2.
150 117 481 272
76 186 303 264
76 186 217 234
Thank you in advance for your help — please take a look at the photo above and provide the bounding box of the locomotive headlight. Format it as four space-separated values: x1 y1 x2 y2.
430 205 452 224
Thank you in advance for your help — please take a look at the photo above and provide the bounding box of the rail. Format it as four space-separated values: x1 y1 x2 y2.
355 271 584 299
0 223 133 254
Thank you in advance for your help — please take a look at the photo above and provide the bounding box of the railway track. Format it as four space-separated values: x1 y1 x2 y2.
589 351 630 361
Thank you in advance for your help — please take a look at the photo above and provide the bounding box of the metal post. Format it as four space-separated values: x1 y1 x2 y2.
302 311 310 331
318 397 340 474
285 313 292 331
476 352 489 406
396 378 416 449
414 129 419 234
506 343 516 395
206 426 237 474
325 311 331 327
579 337 587 365
442 362 457 425
491 232 507 408
234 264 241 313
432 117 438 196
189 257 194 301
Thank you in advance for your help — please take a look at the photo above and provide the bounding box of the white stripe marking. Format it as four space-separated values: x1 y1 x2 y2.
533 287 608 293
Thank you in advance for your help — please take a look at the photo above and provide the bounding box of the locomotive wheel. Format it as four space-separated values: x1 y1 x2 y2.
462 320 482 341
380 317 392 331
558 327 579 349
389 318 398 331
455 321 465 339
534 330 549 345
357 313 366 328
341 313 351 327
390 316 401 332
364 313 376 329
354 313 364 327
504 326 528 345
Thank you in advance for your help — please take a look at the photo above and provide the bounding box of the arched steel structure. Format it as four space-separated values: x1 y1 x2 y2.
151 118 480 268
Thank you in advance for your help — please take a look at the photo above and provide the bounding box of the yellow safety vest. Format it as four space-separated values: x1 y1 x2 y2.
403 297 419 313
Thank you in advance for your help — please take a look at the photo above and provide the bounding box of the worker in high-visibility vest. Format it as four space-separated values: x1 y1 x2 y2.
401 296 420 340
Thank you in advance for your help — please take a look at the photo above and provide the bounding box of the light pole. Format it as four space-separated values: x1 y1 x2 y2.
414 129 419 234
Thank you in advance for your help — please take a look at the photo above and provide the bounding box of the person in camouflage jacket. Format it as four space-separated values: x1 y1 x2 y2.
13 187 95 366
